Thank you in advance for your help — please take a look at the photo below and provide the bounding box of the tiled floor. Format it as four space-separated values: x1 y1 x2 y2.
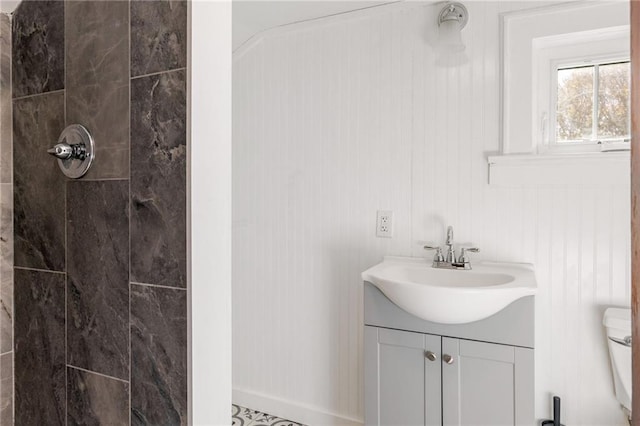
232 404 305 426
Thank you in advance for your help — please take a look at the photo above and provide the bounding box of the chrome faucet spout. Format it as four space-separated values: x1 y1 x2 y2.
446 226 454 246
445 226 455 263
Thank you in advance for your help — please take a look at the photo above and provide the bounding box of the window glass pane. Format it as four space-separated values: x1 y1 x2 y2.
556 66 594 142
598 62 630 139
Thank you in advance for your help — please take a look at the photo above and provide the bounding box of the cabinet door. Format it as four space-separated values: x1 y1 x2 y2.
364 326 441 426
442 338 534 426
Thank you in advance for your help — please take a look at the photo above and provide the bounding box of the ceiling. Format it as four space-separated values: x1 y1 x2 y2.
3 1 394 48
233 1 393 50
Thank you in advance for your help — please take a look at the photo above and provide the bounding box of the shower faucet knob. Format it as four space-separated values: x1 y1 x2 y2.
47 124 95 179
47 142 74 160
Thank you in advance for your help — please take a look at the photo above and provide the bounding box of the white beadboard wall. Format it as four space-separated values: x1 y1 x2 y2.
232 2 631 425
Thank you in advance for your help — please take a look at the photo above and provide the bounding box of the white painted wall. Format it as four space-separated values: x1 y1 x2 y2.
232 2 631 425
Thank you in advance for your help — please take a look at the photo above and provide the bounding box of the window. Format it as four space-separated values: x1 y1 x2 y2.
492 3 630 186
535 28 631 155
555 60 630 146
501 1 630 155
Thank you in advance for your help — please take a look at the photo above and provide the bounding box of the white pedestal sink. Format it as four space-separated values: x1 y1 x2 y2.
361 257 537 324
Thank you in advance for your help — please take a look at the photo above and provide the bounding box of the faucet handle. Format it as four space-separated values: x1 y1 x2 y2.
424 246 445 262
459 247 479 263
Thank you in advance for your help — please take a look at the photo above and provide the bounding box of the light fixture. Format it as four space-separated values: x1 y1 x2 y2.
438 2 468 53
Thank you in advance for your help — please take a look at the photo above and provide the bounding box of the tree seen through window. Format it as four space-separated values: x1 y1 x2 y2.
556 61 629 143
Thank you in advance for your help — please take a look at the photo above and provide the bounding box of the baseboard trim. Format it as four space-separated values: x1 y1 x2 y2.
232 388 363 426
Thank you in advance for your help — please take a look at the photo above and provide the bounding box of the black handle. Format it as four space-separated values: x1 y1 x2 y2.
541 396 564 426
553 396 560 426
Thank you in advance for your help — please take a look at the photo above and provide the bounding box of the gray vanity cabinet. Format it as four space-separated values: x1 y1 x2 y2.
441 337 534 426
364 282 535 426
364 327 441 426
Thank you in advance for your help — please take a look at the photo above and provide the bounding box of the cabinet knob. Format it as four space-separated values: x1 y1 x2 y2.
425 351 437 362
443 354 454 365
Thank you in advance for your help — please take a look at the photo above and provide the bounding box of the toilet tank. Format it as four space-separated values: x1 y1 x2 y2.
603 307 632 412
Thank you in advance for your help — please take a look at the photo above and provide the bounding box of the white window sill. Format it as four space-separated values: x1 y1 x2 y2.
487 151 629 186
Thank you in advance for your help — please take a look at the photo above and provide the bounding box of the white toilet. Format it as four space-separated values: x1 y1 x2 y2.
604 307 632 421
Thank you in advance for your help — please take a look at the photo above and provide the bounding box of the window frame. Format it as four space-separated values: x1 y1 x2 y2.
549 56 630 151
532 27 630 156
493 3 630 187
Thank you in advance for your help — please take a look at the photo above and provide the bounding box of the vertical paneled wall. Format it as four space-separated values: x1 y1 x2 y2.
232 2 631 425
0 11 12 426
10 1 188 424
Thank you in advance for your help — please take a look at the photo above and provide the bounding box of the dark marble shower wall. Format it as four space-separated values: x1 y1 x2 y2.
11 1 188 424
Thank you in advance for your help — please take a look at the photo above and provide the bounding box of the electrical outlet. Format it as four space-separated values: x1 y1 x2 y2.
376 210 393 238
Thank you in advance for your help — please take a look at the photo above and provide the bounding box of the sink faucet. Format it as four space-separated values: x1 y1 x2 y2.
445 226 455 263
424 225 479 270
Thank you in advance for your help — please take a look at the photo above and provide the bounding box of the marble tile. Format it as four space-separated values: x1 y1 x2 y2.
0 183 12 354
1 13 12 184
14 268 65 426
0 352 12 425
66 1 130 180
67 180 129 380
13 92 65 271
131 0 187 77
131 284 187 426
232 405 262 426
231 405 306 426
131 70 186 288
252 419 305 426
0 13 12 358
67 367 129 426
12 0 64 98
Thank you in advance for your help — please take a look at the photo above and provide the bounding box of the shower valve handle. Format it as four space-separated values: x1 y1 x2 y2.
47 141 86 160
47 125 95 179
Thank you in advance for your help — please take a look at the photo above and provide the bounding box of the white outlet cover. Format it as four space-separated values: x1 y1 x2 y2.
376 210 393 238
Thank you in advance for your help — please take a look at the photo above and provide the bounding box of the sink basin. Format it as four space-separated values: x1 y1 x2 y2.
361 257 537 324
